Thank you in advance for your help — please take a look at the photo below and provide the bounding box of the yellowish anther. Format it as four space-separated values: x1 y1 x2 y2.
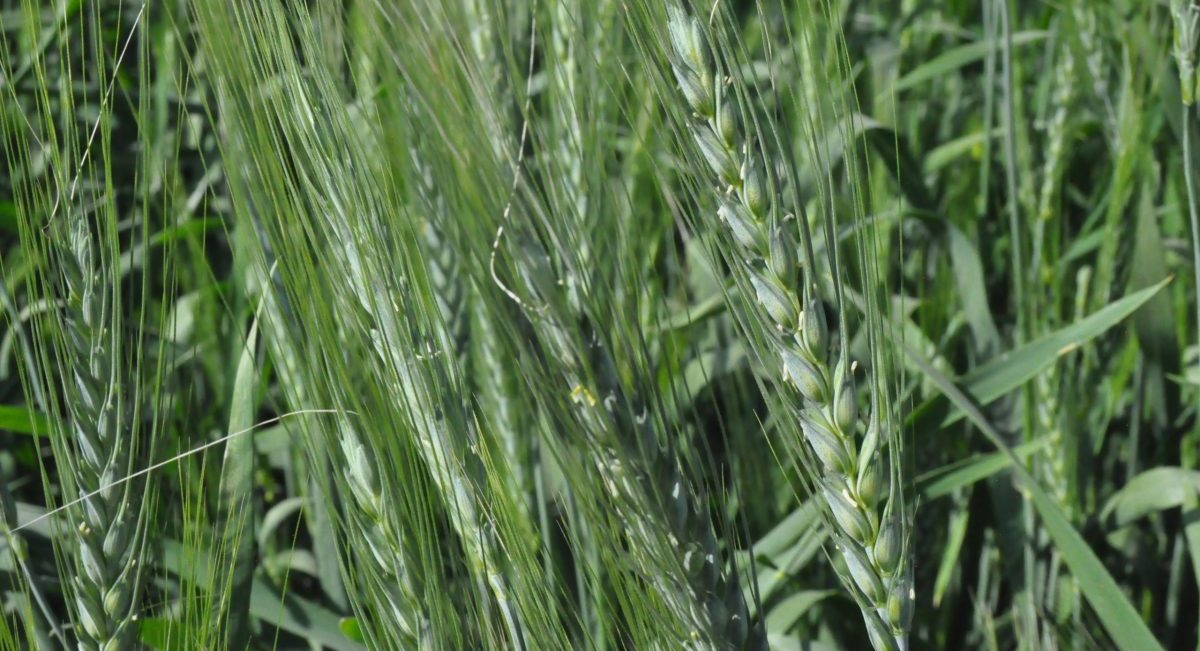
570 385 597 407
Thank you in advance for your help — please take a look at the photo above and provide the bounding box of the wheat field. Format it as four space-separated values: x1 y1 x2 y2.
0 0 1196 649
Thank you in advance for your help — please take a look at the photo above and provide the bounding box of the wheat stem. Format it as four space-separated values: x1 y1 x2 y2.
1174 1 1200 403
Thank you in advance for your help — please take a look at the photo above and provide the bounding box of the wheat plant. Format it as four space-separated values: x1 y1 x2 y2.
2 1 1198 650
653 3 913 648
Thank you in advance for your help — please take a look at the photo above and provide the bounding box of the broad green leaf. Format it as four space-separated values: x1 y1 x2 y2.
1183 494 1200 624
653 292 727 333
923 129 1004 173
765 634 840 651
249 575 365 651
257 496 305 551
13 501 60 537
118 218 222 276
764 590 837 633
0 404 48 436
339 617 366 643
251 424 293 469
1129 182 1179 427
752 500 819 560
744 501 825 617
1101 468 1200 529
309 469 349 611
676 341 749 415
863 126 937 211
751 526 827 609
162 540 364 651
945 225 1001 354
138 617 188 651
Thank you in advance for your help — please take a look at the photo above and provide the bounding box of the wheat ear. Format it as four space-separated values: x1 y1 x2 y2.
504 229 763 649
57 217 146 651
338 422 429 645
410 134 533 514
664 4 912 649
549 0 588 224
326 214 528 648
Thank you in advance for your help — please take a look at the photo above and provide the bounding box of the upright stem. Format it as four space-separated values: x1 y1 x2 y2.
1182 100 1200 639
1000 0 1024 343
998 1 1040 646
1183 103 1200 386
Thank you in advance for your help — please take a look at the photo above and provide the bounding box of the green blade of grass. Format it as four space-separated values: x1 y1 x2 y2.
916 438 1049 500
942 278 1171 426
217 318 260 649
1101 467 1200 528
893 31 1048 92
0 404 48 435
905 342 1166 651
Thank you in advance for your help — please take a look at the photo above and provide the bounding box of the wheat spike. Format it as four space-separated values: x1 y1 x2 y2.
338 422 430 645
58 217 146 651
664 3 913 648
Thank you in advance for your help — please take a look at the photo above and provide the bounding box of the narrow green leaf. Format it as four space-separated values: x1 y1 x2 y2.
933 508 969 607
1182 494 1200 630
893 31 1048 92
218 319 259 649
917 438 1048 500
944 278 1170 425
764 590 836 634
905 343 1166 651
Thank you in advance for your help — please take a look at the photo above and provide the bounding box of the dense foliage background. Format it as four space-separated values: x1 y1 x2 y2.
1 0 1198 649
